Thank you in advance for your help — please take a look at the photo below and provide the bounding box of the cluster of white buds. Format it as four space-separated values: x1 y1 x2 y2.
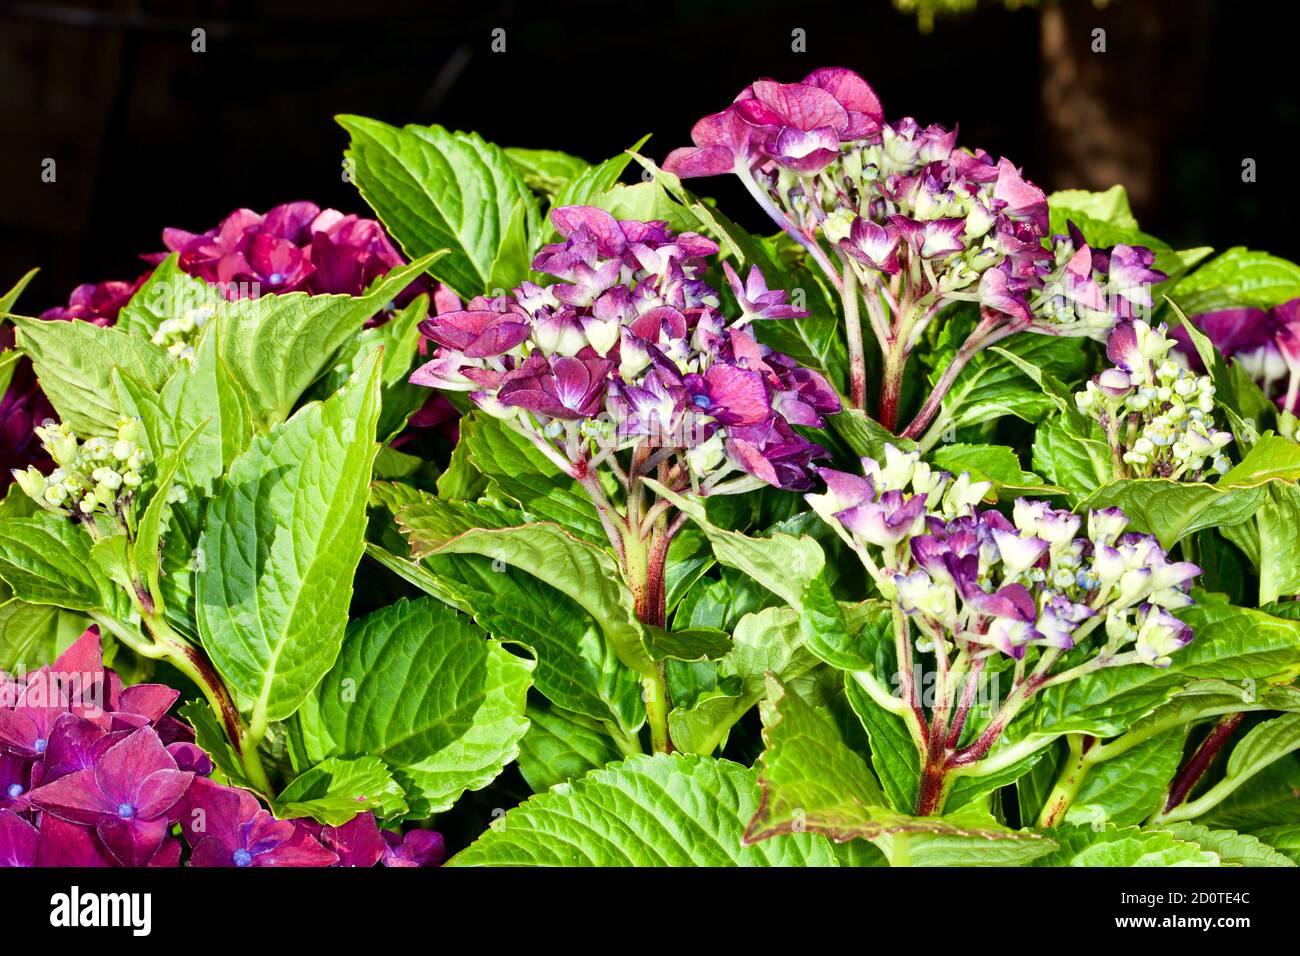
810 447 1199 667
1076 320 1233 480
11 419 150 519
150 305 215 365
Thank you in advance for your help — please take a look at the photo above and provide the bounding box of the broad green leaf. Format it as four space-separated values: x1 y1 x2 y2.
312 293 431 443
1065 729 1187 828
1202 757 1300 832
550 139 649 221
1048 185 1138 231
748 675 888 842
458 413 605 543
216 254 439 427
845 672 921 812
830 409 914 460
11 314 170 435
293 596 532 819
1252 824 1300 864
1034 824 1220 866
936 331 1087 432
0 599 90 671
362 541 468 612
1201 714 1300 810
273 755 407 825
449 753 837 867
930 442 1059 499
504 146 591 199
643 624 731 663
339 116 538 299
1031 411 1114 499
419 522 652 677
114 254 214 338
435 437 487 501
197 355 383 725
0 350 19 400
1167 247 1300 314
424 550 642 734
0 513 112 612
1222 481 1300 603
517 701 626 793
1158 823 1295 867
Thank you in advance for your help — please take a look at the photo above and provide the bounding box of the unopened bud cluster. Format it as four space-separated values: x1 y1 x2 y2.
150 305 215 365
1077 320 1232 480
11 419 151 518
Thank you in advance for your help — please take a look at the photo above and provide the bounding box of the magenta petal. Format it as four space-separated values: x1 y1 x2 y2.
550 206 626 257
663 145 736 178
36 815 116 867
116 684 180 724
97 817 169 868
802 67 883 120
0 809 38 867
382 829 447 868
318 812 385 868
133 769 194 821
748 80 848 132
256 824 339 868
25 769 111 825
95 727 177 804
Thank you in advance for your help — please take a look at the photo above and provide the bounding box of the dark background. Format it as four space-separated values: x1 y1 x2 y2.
0 0 1290 311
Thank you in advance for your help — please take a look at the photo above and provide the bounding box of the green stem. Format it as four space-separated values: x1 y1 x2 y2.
1037 734 1091 828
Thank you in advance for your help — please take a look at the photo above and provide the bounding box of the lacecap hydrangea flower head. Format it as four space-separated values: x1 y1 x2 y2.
412 204 840 496
1078 319 1234 480
809 444 1199 668
664 67 1165 437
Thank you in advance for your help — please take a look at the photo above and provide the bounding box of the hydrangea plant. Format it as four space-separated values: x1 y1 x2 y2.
1 64 1299 870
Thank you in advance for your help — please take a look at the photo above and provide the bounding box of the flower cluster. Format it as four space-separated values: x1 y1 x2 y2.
38 276 147 326
150 303 217 365
11 419 151 518
0 630 444 868
1078 320 1234 479
664 68 1165 337
155 201 412 299
810 445 1198 666
664 67 1165 434
1173 299 1300 417
412 205 839 491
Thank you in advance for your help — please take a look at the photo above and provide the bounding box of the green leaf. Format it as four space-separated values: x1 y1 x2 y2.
1202 757 1300 832
1034 824 1220 866
0 600 90 671
845 671 921 812
504 147 591 199
449 753 837 867
293 596 532 819
197 354 383 725
550 139 649 217
1048 185 1138 230
1031 411 1114 499
0 268 38 314
1251 824 1300 863
313 293 431 443
643 624 732 662
339 116 539 299
937 332 1087 432
114 254 214 338
0 514 111 612
216 254 440 427
516 701 625 793
830 409 915 461
1222 481 1300 603
1157 823 1295 867
748 675 889 841
11 314 171 435
273 755 408 825
419 522 653 677
436 437 487 501
1066 729 1187 828
132 426 202 612
362 541 468 611
424 549 642 734
0 350 20 401
458 413 605 543
1167 247 1300 314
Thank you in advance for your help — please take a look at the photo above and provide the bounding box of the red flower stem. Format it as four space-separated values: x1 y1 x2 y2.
1162 713 1245 814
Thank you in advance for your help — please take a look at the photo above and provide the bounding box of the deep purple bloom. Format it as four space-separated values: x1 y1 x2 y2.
417 308 531 359
304 812 387 868
722 263 809 321
0 809 38 867
38 277 145 325
382 829 447 868
497 350 615 420
184 777 337 868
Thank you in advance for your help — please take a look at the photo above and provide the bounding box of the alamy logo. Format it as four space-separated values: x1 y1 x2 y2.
49 886 152 937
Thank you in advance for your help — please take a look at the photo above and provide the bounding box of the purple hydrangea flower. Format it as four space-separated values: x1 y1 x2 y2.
381 828 447 867
183 778 337 868
1172 298 1300 415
